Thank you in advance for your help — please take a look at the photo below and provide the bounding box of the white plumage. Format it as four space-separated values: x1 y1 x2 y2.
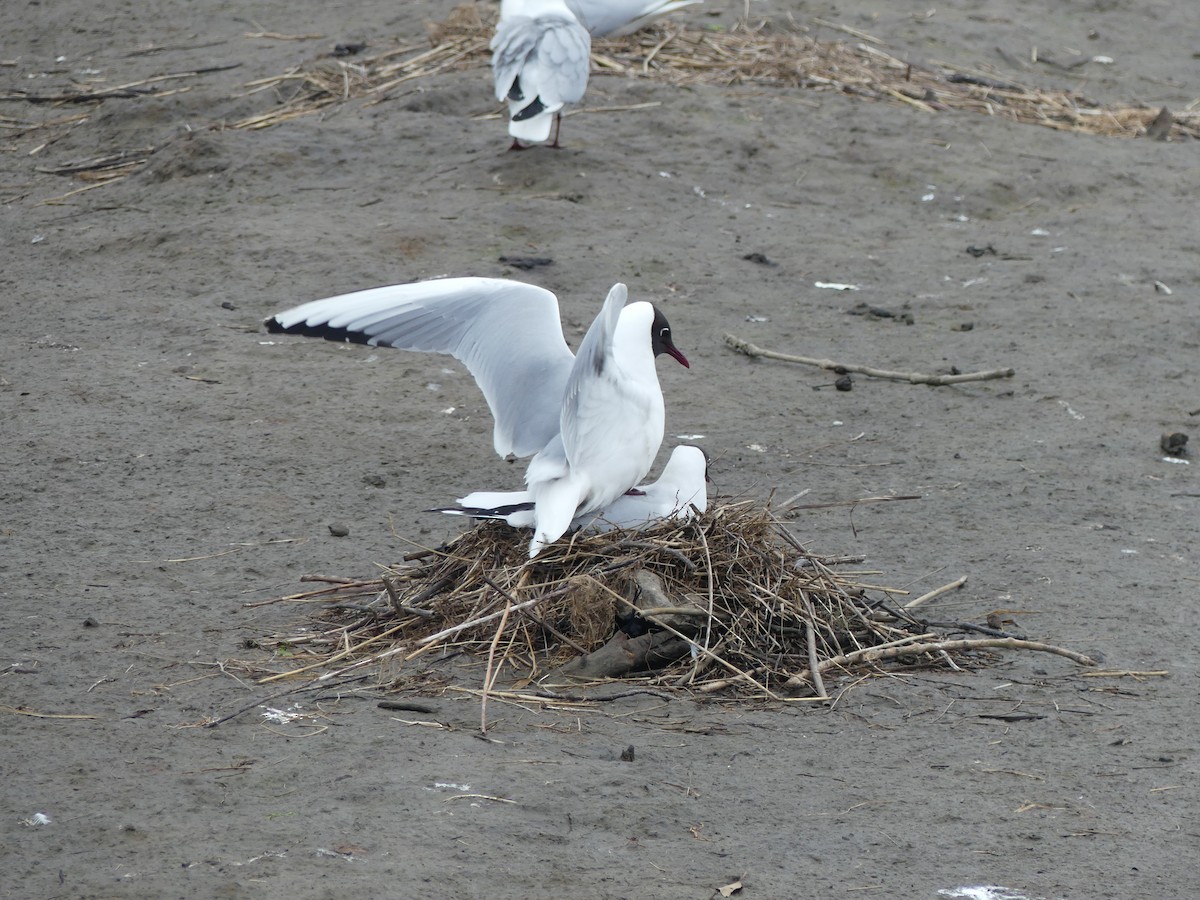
265 277 689 556
443 444 709 533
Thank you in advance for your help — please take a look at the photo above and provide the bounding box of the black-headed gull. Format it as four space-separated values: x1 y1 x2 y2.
565 0 703 37
491 0 591 148
265 277 689 556
440 444 709 533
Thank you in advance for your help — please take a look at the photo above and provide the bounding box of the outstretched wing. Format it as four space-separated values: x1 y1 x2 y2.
266 277 575 458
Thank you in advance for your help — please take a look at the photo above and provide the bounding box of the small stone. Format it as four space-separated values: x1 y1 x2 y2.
834 375 853 391
328 522 350 537
620 745 635 762
362 474 386 488
1160 431 1188 455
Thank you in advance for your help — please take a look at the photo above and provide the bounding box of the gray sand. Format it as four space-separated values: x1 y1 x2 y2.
3 1 1197 897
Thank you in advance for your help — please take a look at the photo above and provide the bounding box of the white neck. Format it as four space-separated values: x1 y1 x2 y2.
612 301 658 378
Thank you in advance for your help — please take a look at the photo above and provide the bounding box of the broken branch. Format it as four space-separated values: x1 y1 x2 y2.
723 334 1015 385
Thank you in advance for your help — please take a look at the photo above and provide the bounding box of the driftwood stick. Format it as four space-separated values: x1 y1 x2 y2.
723 334 1015 385
1081 670 1168 679
903 575 968 609
638 607 711 617
784 637 1097 690
694 665 769 694
804 621 829 700
382 574 436 617
633 569 674 609
543 631 691 683
631 570 707 633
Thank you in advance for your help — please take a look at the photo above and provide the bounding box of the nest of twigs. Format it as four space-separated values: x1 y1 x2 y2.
234 2 1197 140
253 500 1095 701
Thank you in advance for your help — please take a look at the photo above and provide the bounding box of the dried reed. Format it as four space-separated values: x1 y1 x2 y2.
232 3 1197 140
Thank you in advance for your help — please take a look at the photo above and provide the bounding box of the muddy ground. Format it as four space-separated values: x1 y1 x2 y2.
2 1 1197 897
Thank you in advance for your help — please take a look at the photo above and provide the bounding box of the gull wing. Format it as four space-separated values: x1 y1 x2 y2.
566 0 702 37
266 277 575 458
557 282 626 465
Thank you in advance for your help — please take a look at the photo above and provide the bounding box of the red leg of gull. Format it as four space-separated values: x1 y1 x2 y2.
549 112 564 149
508 138 526 152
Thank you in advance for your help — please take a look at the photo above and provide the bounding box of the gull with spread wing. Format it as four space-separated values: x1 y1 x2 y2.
265 277 689 556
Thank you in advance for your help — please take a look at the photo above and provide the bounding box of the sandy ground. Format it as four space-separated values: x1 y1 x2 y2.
3 1 1198 897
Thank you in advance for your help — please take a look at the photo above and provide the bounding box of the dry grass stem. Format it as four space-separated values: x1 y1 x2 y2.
225 5 1199 140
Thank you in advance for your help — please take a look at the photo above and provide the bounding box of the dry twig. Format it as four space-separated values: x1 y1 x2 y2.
724 334 1015 385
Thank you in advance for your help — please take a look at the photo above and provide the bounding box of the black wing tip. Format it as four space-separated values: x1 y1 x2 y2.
429 501 535 520
507 75 524 103
264 317 373 346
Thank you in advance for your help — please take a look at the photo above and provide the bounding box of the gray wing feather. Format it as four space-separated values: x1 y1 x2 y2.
269 278 575 458
490 17 538 100
490 14 589 108
558 283 626 463
534 22 590 106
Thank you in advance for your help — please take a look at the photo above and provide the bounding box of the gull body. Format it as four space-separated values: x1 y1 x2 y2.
565 0 703 37
491 0 591 147
265 277 689 556
442 444 709 533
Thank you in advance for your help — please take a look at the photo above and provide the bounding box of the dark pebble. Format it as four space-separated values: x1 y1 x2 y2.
1160 431 1188 455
